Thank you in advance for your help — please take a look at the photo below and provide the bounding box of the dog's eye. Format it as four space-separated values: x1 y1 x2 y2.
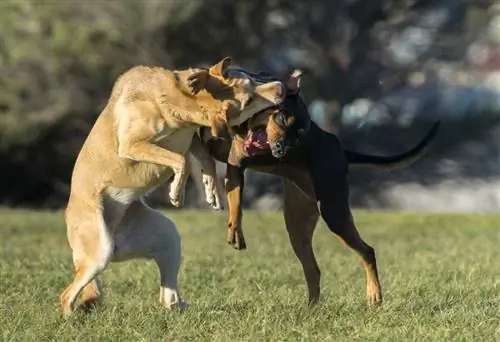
276 112 287 126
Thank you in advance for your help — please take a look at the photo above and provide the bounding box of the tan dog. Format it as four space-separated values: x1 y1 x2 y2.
60 57 286 317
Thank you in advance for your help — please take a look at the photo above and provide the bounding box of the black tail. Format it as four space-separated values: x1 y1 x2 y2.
345 122 441 171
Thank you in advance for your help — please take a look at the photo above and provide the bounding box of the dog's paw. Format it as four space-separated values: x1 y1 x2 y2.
205 192 223 211
367 286 382 308
164 300 189 312
226 224 246 250
202 174 224 211
169 193 185 208
169 189 185 208
207 187 223 211
208 196 223 211
187 69 209 95
169 197 181 208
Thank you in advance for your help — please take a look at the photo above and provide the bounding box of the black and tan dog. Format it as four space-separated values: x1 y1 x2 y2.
196 68 441 308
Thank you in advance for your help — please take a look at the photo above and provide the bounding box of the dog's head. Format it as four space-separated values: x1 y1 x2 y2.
201 57 287 121
234 69 310 159
193 59 309 159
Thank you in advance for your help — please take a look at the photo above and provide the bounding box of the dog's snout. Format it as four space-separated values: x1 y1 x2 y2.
271 138 287 158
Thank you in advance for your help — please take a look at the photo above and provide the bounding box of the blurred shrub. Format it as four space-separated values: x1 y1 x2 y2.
0 0 497 208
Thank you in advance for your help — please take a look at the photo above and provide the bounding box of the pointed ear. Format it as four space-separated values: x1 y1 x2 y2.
239 78 256 110
239 93 250 111
286 69 303 95
209 57 232 78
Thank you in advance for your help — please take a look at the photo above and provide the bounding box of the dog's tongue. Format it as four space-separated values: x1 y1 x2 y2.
244 130 269 156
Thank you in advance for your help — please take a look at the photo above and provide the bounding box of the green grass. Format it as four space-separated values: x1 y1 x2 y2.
0 208 499 342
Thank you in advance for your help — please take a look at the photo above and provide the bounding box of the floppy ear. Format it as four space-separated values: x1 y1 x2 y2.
286 69 303 95
254 81 286 105
226 80 285 127
209 57 232 78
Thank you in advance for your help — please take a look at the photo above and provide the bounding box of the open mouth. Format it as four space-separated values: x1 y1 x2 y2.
243 128 270 156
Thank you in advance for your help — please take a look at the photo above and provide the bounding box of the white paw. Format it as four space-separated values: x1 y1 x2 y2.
169 197 181 208
206 188 222 211
169 187 185 208
212 192 223 211
202 174 223 211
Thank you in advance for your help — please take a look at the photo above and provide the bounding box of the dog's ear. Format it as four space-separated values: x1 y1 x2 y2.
226 80 285 127
239 93 252 111
209 57 232 78
254 81 286 106
286 69 303 95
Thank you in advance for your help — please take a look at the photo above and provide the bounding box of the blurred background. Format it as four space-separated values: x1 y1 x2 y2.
1 0 499 212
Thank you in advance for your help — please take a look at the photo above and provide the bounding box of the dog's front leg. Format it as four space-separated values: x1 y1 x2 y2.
225 164 246 250
117 106 186 174
119 138 186 174
168 157 191 208
188 133 224 210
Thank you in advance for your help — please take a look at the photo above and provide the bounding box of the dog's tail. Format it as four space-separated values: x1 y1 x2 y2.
345 121 441 171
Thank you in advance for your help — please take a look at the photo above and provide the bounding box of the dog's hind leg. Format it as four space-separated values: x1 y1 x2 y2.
308 132 382 307
112 200 188 311
60 206 114 317
312 167 382 307
341 212 382 308
325 205 382 307
283 179 321 306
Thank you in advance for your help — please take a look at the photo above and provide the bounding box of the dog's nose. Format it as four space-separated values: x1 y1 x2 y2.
272 139 286 158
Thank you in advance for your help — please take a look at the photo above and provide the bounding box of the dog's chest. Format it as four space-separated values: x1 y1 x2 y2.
105 186 157 206
105 160 174 204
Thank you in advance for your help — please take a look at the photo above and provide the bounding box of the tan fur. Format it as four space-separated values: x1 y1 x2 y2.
60 57 286 317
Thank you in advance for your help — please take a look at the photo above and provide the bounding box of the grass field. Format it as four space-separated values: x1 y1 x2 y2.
0 208 499 341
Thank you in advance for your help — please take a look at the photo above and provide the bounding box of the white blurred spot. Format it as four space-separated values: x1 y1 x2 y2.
488 15 500 44
467 43 490 66
308 100 327 126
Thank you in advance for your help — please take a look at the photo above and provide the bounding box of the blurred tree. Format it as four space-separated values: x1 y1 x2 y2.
0 0 496 208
